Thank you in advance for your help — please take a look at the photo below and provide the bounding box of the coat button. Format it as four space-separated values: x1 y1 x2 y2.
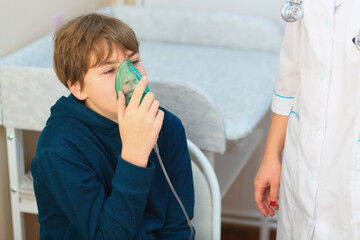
310 171 317 181
324 18 332 28
319 71 326 80
306 217 313 226
314 122 321 131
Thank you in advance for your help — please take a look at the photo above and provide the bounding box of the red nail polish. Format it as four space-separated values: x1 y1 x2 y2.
270 201 276 207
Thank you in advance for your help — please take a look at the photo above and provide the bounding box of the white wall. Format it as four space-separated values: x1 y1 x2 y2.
144 0 286 30
0 0 109 58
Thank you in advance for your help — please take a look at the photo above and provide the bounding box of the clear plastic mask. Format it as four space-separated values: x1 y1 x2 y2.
115 59 149 106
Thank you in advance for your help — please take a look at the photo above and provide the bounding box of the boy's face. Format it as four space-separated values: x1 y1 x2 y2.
71 45 147 123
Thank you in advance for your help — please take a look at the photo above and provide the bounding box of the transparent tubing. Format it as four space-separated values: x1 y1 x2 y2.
154 143 194 240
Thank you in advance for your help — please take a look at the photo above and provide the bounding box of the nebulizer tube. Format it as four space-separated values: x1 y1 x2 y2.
154 143 194 240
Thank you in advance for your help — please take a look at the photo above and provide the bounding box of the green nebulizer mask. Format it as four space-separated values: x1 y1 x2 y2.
115 59 149 106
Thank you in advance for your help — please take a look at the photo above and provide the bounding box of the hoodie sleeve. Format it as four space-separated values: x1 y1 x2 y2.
272 21 302 116
32 148 154 240
156 116 195 240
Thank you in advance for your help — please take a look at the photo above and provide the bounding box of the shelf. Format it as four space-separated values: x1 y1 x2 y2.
18 172 37 214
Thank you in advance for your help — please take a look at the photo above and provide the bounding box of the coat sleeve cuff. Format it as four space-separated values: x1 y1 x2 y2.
271 91 294 116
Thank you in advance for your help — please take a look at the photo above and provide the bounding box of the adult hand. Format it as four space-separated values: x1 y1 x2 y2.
254 155 282 217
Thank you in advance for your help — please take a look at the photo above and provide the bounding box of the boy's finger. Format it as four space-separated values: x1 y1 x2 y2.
128 76 148 108
154 109 164 129
139 92 155 111
149 99 160 117
117 91 126 122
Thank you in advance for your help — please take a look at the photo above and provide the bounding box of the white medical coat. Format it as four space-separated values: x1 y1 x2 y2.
272 0 360 239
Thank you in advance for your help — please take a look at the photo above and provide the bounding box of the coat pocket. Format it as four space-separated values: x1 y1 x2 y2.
282 110 300 175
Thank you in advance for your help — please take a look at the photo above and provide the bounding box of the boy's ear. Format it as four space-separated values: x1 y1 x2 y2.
67 80 87 100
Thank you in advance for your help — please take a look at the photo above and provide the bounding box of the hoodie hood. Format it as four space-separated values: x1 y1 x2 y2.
47 94 118 131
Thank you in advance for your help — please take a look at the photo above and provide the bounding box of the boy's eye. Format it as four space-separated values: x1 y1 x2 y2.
132 60 139 65
104 69 115 74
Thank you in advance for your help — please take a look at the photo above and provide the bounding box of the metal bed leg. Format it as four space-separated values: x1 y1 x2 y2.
6 128 26 240
260 217 270 240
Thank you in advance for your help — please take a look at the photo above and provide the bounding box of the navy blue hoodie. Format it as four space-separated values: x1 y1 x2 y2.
31 94 195 239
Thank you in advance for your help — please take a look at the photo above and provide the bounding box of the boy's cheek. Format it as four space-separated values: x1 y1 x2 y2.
136 65 147 77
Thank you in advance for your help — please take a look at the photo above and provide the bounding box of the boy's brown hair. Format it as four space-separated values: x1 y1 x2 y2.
53 13 139 90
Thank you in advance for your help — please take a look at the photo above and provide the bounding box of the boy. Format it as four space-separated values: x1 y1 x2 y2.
31 13 195 239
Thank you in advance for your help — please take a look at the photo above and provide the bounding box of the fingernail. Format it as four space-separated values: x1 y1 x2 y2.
142 76 148 82
270 201 276 207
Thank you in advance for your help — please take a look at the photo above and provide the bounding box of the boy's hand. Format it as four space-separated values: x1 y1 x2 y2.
117 76 164 168
254 154 281 217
